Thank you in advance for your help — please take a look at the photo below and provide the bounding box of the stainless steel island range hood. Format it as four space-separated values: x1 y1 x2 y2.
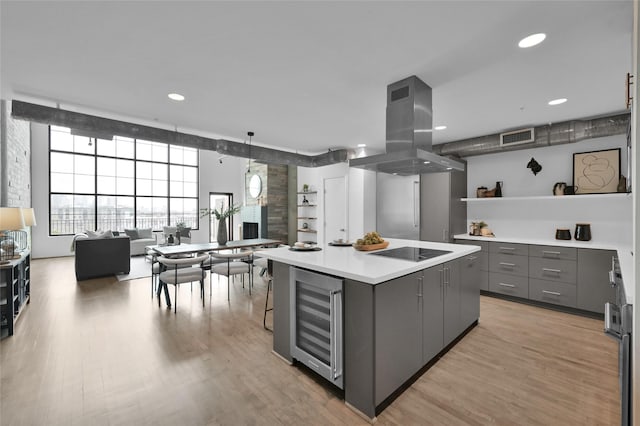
350 76 464 175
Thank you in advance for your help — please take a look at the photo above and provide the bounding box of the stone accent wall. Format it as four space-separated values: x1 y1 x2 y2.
243 160 289 243
266 164 289 243
1 100 31 207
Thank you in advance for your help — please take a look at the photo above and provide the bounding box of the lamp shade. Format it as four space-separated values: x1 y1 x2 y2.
20 208 36 226
0 207 26 230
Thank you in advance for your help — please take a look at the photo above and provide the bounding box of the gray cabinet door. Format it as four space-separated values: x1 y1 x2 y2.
443 261 461 346
420 173 450 242
459 254 480 329
420 171 467 242
422 266 444 364
577 249 616 314
374 272 422 405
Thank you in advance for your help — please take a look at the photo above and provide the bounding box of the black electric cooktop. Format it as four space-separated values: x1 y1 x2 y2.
368 246 452 262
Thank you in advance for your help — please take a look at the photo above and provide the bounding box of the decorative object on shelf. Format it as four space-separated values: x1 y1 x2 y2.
574 223 592 241
469 221 487 236
167 234 175 245
476 186 487 198
302 222 309 229
494 181 502 197
573 148 620 194
555 228 572 240
302 195 309 205
0 207 25 264
527 157 542 175
617 175 628 192
302 184 309 192
200 203 242 246
553 182 567 196
563 185 577 195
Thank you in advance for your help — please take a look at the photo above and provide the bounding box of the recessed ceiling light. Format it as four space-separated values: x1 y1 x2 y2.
518 33 546 48
357 143 366 148
434 125 447 131
168 93 185 101
446 167 452 170
423 161 431 164
548 98 567 105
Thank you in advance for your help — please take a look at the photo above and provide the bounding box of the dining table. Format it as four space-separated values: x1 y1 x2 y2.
147 238 283 257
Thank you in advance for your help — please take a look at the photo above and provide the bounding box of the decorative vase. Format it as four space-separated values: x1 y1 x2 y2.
217 218 228 245
495 181 502 197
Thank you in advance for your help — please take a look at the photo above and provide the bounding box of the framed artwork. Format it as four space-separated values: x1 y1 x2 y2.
573 148 620 194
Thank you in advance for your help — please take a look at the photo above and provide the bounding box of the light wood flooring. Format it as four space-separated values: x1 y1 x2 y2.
1 256 619 425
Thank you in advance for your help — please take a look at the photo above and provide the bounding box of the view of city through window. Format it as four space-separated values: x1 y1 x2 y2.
49 126 198 235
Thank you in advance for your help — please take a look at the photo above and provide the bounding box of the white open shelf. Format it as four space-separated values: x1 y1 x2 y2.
461 192 631 202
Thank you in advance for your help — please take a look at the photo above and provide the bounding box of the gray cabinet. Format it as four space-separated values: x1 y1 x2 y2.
420 170 466 242
422 266 444 364
459 254 481 330
442 261 461 346
576 249 616 314
375 272 423 404
455 240 488 291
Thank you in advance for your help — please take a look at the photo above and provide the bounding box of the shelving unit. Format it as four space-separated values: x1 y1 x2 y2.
297 190 318 243
0 251 30 339
461 192 631 202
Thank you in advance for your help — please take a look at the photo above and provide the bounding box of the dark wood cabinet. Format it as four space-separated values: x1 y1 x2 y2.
0 252 30 338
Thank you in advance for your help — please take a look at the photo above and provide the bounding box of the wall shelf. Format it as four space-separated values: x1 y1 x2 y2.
297 204 317 207
297 229 317 234
461 192 631 202
297 191 318 194
297 217 317 220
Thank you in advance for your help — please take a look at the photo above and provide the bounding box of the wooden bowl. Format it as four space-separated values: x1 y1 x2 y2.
352 241 389 251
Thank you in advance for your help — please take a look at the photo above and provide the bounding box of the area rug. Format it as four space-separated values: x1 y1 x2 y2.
116 256 152 282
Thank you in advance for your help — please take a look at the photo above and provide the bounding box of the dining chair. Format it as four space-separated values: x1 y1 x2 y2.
157 254 208 313
210 250 254 301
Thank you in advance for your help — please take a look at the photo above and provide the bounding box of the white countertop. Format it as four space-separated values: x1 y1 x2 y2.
258 238 480 285
454 233 634 304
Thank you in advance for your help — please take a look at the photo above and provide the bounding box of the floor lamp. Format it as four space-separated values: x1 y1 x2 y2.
0 208 26 264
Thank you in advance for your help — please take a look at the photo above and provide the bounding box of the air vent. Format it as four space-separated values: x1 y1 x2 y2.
500 128 535 147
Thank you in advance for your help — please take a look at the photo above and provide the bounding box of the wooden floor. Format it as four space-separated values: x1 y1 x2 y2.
0 256 619 425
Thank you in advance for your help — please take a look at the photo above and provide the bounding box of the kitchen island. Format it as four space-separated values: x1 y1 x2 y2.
259 238 481 419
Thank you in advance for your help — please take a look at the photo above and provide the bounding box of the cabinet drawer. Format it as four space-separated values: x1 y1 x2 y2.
529 279 577 308
528 245 577 261
528 257 577 284
489 272 528 298
489 253 528 276
489 242 528 256
455 241 488 269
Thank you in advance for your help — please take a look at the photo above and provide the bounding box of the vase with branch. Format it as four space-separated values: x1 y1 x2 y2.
199 204 242 245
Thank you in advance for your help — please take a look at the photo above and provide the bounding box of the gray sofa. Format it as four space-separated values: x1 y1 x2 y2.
75 236 131 280
124 228 158 256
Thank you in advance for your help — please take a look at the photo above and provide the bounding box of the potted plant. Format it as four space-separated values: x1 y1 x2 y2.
302 183 309 192
199 204 242 245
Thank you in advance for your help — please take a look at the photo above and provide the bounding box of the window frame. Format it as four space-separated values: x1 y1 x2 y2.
48 126 199 236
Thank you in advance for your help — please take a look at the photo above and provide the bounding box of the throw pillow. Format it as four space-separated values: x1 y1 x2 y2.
98 230 114 239
137 228 153 239
124 229 140 240
85 230 102 238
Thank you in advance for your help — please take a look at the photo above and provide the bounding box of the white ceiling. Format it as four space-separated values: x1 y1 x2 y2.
0 1 633 155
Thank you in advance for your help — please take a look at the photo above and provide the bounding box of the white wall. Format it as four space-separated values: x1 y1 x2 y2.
465 134 632 246
297 163 376 244
467 134 628 198
31 122 245 258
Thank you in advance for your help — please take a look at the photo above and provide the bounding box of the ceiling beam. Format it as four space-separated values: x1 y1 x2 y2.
11 100 348 167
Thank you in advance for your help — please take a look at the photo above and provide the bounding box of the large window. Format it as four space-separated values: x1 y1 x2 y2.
49 126 199 235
